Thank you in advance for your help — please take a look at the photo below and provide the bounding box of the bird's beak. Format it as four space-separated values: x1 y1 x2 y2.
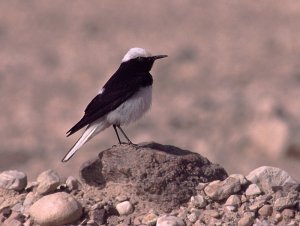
152 55 168 60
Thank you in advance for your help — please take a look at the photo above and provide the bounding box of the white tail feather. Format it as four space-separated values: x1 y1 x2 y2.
62 121 109 162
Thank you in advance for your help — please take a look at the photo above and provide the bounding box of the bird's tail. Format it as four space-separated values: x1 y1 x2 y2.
62 121 109 162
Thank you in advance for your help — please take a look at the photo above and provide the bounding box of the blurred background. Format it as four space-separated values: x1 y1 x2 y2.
0 1 300 181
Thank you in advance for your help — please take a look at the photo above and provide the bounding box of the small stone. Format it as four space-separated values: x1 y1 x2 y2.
274 213 282 223
190 195 206 208
0 170 27 191
142 212 158 225
66 176 80 191
2 218 22 226
187 211 199 223
258 205 272 217
282 209 295 219
245 184 262 196
274 191 298 211
238 212 254 226
229 174 248 186
156 215 185 226
204 209 220 218
23 192 36 208
115 195 128 202
225 195 241 209
204 177 241 201
91 208 106 225
29 192 82 225
116 201 133 215
36 169 60 195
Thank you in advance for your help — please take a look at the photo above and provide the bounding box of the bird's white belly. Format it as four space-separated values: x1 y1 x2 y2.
106 86 152 125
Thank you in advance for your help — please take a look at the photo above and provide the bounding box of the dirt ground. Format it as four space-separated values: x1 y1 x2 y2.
0 1 300 181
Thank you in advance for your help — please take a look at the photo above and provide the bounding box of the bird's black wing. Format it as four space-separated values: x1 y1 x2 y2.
66 72 152 137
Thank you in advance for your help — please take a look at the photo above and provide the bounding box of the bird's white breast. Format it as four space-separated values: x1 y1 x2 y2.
106 86 152 125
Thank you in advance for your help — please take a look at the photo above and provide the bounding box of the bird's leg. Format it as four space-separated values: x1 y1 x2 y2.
113 125 122 144
117 125 134 145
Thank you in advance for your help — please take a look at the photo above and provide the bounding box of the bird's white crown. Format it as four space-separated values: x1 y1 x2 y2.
122 48 152 62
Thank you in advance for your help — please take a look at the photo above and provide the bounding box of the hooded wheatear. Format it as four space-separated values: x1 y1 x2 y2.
62 48 167 162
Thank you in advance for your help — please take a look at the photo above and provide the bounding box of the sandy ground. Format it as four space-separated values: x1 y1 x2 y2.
0 1 300 181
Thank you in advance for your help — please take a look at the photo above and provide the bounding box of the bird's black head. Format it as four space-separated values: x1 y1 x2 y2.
121 48 167 72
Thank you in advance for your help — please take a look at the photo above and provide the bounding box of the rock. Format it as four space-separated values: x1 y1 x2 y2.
246 166 297 193
36 169 60 195
90 208 107 225
142 212 158 225
245 184 262 196
2 212 24 226
116 201 133 215
204 177 241 201
156 215 185 226
2 218 22 226
190 195 207 208
0 170 27 191
282 209 295 219
274 191 299 211
29 192 82 226
258 204 273 217
229 174 249 186
187 211 199 223
66 176 80 191
80 142 227 211
238 212 254 226
225 195 241 211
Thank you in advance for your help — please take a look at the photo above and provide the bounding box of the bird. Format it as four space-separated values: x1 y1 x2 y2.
62 47 167 162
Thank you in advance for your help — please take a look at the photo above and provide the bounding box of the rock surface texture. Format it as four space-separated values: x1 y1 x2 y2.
0 143 298 225
80 142 228 211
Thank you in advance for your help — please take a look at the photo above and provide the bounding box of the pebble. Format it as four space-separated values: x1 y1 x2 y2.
258 204 273 217
190 194 207 208
187 211 199 223
274 191 299 211
0 170 27 191
156 215 185 226
282 209 295 219
142 212 158 225
238 212 254 226
115 195 128 202
29 192 82 225
245 184 262 196
204 177 241 201
116 201 133 215
66 176 80 191
36 169 60 195
225 195 241 211
229 174 249 186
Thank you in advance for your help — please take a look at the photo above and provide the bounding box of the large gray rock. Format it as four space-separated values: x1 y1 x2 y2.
246 166 298 193
80 142 227 211
29 192 82 226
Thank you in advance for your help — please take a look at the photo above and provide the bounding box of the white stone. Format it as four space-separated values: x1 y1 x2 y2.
246 166 297 193
29 192 82 226
157 215 185 226
116 201 133 215
0 170 27 191
190 195 207 208
245 184 262 196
